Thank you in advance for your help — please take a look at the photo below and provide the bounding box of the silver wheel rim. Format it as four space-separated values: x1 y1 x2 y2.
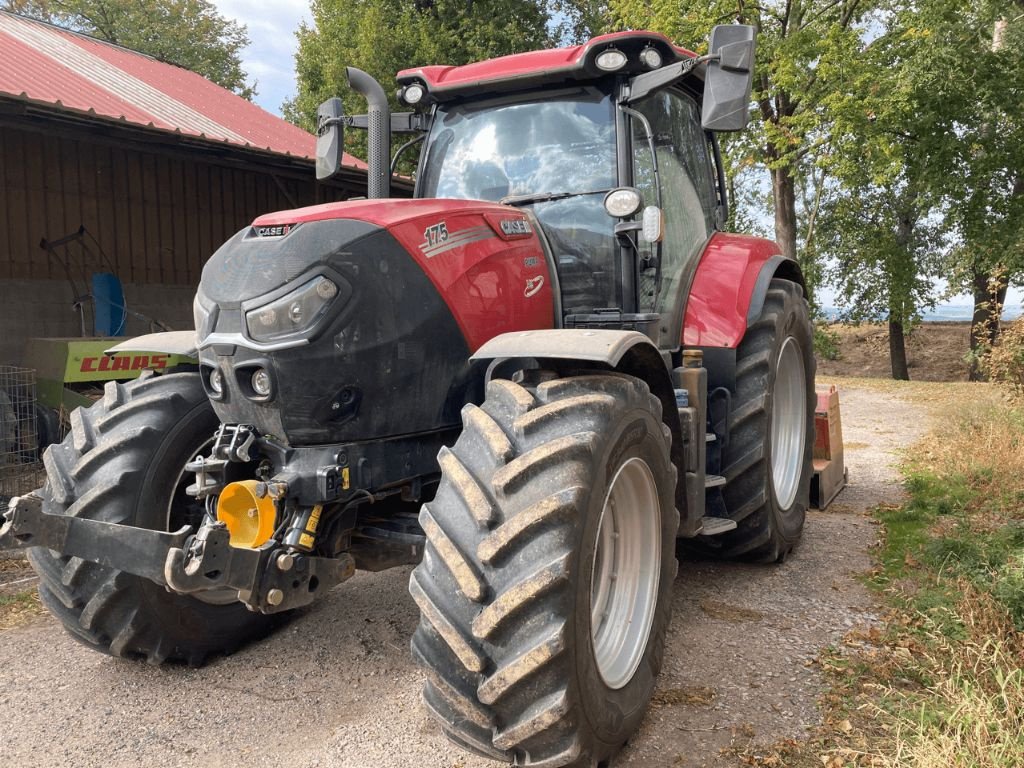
771 337 807 510
590 457 661 690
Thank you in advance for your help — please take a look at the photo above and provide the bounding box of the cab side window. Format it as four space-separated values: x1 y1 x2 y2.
633 90 719 315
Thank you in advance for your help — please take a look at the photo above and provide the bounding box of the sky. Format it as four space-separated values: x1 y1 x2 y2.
214 0 311 117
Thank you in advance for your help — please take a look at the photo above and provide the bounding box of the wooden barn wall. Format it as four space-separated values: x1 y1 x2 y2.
0 123 354 365
0 124 345 285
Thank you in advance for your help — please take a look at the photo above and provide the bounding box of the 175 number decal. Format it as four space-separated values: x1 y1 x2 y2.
422 222 449 247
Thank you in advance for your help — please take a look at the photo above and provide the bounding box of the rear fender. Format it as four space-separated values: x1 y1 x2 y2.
682 233 805 350
471 329 691 529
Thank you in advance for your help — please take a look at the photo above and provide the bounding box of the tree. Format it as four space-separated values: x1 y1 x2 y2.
906 0 1024 379
2 0 254 98
285 0 552 138
607 0 869 261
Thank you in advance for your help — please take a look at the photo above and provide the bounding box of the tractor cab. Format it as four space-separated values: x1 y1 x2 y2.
318 28 756 349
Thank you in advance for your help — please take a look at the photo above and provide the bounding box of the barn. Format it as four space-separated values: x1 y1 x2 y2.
0 10 371 366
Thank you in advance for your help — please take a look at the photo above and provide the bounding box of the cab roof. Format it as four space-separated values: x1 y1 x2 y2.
396 31 697 102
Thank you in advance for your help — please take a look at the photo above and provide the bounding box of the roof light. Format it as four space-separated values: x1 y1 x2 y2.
595 48 628 72
402 83 425 105
639 46 663 69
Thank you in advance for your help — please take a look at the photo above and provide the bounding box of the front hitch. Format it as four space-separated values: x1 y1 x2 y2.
1 494 354 613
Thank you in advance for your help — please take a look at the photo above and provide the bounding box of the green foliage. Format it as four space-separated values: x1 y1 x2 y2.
3 0 254 98
285 0 553 152
813 321 840 361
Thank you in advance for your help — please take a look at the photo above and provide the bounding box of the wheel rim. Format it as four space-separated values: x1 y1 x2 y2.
771 337 807 510
590 457 661 690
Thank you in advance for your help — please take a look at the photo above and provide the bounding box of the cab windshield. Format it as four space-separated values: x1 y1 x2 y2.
418 90 620 313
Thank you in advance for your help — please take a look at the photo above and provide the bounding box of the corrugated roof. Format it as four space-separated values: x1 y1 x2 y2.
0 11 364 168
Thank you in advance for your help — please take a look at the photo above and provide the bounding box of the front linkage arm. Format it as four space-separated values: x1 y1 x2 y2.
0 494 353 613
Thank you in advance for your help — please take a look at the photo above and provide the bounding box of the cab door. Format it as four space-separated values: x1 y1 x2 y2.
629 88 721 349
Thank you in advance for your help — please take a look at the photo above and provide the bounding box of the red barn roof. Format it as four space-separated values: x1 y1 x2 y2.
0 11 364 168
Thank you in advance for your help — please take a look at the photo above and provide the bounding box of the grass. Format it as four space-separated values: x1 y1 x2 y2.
825 396 1024 767
0 588 44 630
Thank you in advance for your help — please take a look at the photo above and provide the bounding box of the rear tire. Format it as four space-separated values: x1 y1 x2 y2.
702 278 815 561
411 373 678 767
29 373 278 665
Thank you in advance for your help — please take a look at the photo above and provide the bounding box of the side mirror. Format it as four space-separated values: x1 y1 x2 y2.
701 25 756 132
315 97 345 181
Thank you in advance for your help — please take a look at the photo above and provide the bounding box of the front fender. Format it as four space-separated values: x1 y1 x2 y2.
105 331 198 359
682 233 804 348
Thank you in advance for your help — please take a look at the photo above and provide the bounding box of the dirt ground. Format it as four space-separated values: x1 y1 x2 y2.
0 384 925 768
817 321 971 381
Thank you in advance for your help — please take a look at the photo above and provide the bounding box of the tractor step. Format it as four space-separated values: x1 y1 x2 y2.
704 474 726 488
698 516 738 536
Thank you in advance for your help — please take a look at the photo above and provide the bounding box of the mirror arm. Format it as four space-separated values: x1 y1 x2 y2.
625 54 712 104
345 112 430 134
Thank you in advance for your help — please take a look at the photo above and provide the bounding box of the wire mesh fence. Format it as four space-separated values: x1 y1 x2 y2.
0 366 44 506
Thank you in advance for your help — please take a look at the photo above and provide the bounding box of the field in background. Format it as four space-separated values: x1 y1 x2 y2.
817 322 972 382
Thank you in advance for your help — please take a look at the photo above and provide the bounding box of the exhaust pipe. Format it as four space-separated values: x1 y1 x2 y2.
346 67 390 199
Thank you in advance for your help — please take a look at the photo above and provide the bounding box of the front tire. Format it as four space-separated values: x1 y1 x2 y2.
29 373 278 665
411 374 678 767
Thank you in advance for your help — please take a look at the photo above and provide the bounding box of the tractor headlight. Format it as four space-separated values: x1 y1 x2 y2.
245 276 338 343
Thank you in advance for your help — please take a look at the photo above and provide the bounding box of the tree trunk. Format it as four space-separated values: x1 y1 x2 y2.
771 165 798 258
968 266 1009 381
889 318 910 381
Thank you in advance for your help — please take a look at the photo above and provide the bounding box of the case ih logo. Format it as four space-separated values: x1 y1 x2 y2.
80 354 169 373
499 218 531 237
254 224 292 238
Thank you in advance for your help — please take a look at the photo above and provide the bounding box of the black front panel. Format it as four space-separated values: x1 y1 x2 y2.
197 220 481 446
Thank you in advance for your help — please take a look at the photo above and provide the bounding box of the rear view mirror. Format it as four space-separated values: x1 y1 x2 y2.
316 98 345 181
701 25 756 132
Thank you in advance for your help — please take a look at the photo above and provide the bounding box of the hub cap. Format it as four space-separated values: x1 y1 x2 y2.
771 337 807 510
590 457 661 690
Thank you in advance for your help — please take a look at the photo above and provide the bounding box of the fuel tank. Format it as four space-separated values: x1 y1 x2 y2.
194 198 554 446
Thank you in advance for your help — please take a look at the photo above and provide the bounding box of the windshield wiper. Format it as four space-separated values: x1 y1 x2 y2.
500 188 610 207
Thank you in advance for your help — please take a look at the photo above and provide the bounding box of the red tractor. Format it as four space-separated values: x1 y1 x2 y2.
2 25 814 768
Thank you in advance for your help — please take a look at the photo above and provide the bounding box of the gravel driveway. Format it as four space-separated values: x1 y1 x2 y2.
0 385 925 767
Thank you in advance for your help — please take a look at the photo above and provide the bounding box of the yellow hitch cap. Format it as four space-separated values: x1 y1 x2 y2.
216 480 277 548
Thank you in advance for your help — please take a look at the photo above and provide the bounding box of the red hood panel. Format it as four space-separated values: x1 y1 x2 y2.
252 198 512 229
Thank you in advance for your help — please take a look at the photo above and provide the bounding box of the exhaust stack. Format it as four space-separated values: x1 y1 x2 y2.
346 67 390 199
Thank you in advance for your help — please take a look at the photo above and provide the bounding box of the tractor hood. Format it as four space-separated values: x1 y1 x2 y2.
193 197 554 446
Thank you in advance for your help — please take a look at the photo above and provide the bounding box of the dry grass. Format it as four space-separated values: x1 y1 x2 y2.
697 599 765 622
651 685 717 707
875 586 1024 768
0 588 44 630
